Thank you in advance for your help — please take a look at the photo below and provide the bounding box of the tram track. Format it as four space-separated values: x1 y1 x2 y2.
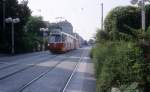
0 52 52 71
0 51 50 64
0 50 60 71
0 49 81 75
0 63 18 70
16 50 84 92
0 54 58 80
0 51 50 60
0 53 55 70
61 50 86 92
0 49 85 92
16 57 67 92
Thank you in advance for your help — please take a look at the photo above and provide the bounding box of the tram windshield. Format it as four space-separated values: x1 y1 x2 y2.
49 35 61 43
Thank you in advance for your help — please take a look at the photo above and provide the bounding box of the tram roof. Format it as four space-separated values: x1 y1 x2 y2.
50 31 77 39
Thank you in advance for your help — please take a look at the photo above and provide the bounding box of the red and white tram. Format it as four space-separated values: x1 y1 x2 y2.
47 31 79 53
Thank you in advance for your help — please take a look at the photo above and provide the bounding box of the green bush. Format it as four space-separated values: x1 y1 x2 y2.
92 41 144 92
93 4 150 92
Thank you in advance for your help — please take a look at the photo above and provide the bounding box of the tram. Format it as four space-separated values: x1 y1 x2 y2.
47 31 80 53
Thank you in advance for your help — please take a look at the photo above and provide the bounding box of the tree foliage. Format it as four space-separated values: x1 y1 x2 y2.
0 0 31 53
24 16 48 51
104 5 146 33
25 16 47 33
92 4 150 92
93 41 143 92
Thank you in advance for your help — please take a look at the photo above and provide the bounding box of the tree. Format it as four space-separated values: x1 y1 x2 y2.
99 5 150 92
24 16 48 51
95 29 109 43
104 6 141 34
25 16 47 34
0 0 31 53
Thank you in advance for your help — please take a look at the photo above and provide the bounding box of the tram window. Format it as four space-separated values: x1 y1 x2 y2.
49 36 55 42
49 35 61 42
62 35 67 42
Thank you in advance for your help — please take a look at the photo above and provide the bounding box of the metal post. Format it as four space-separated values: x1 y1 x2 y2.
5 17 20 55
101 3 104 30
40 28 48 51
11 22 14 55
3 0 6 32
141 0 145 32
43 31 45 51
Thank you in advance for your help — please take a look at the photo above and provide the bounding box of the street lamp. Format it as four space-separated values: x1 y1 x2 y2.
131 0 150 31
5 17 20 55
101 3 104 30
2 0 6 32
40 28 49 51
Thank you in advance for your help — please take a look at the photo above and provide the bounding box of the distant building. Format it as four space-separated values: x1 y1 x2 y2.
49 18 73 34
48 18 84 46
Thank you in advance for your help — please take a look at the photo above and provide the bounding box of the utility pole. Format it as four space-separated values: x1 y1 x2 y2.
2 0 6 32
131 0 146 32
101 3 104 30
11 21 14 55
141 0 145 31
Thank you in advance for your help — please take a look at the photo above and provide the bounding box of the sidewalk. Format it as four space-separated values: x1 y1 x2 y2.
0 54 9 57
65 56 96 92
0 51 50 58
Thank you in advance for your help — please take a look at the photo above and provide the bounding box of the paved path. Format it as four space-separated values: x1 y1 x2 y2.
65 49 96 92
0 47 95 92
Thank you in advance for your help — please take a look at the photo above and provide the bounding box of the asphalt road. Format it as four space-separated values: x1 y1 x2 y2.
0 47 95 92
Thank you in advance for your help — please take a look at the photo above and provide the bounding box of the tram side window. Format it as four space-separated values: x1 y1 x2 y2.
49 36 55 43
49 35 61 42
68 36 70 42
62 34 67 42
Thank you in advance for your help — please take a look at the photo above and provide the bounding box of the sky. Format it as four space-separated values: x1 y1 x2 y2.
19 0 132 40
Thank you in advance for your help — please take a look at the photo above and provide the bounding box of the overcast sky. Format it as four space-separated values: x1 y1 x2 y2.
20 0 132 40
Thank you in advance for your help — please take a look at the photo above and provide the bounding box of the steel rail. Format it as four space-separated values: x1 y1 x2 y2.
16 49 83 92
61 50 85 92
0 55 57 80
0 53 52 71
16 56 70 92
